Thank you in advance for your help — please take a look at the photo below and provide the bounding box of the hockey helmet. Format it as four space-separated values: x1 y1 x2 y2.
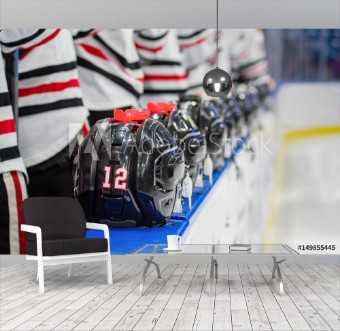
224 93 247 139
235 84 259 124
148 102 207 186
74 109 185 227
178 95 226 170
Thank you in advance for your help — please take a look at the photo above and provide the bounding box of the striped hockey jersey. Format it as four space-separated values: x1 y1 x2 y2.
2 29 89 168
74 29 144 111
225 29 270 84
135 29 188 106
0 29 68 175
0 49 26 176
177 29 221 96
177 29 270 95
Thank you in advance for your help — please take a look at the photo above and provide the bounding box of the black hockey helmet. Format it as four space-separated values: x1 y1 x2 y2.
208 98 235 139
178 95 226 170
74 109 185 228
148 102 207 186
235 84 260 124
224 93 248 139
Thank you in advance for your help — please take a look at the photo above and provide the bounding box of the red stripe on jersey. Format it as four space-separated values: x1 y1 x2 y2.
19 30 61 61
179 36 208 49
238 50 249 60
242 62 268 78
10 172 26 254
0 119 16 135
144 74 187 81
18 79 80 97
135 42 164 53
79 43 110 61
19 29 61 53
137 77 145 82
81 122 89 137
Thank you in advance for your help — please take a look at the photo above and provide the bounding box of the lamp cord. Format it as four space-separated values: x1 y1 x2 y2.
216 0 219 68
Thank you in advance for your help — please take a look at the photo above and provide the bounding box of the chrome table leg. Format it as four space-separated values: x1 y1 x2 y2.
209 257 218 296
139 256 161 295
272 256 286 295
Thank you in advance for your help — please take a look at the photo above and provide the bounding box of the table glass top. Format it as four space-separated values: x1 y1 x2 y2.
131 244 298 255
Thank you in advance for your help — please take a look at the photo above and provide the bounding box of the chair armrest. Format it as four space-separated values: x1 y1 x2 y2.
20 224 43 258
21 224 41 235
86 222 110 241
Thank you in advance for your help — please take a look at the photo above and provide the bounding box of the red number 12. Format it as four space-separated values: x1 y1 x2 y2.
102 166 128 190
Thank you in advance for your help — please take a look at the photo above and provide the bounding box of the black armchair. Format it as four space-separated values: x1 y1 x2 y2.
21 197 113 293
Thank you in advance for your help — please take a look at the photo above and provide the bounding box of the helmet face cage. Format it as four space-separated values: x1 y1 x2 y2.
224 94 246 138
209 99 235 139
178 95 202 126
167 109 207 184
136 119 185 226
149 101 207 186
178 95 227 170
235 84 260 122
201 101 226 170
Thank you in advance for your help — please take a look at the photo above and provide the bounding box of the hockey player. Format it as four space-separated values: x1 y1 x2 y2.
177 29 224 95
227 29 273 88
1 29 90 199
0 29 64 254
73 29 144 126
0 50 27 254
135 29 188 106
177 29 273 95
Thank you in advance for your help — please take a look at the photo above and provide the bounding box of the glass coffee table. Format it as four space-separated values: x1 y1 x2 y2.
131 244 298 295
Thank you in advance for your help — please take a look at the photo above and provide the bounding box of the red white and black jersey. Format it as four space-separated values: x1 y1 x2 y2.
226 29 270 84
2 29 89 168
73 29 144 111
135 29 188 106
0 48 26 176
177 29 221 96
0 29 65 175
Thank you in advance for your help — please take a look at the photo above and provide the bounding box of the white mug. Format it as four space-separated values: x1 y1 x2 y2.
167 235 181 250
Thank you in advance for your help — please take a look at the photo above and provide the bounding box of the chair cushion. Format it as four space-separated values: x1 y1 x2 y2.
26 238 108 256
23 198 87 242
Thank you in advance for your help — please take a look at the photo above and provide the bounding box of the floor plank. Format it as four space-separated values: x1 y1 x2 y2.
229 264 252 330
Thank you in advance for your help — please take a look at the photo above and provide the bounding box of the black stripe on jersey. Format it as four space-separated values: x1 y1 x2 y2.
143 88 187 95
137 30 168 41
187 83 204 91
238 58 267 72
18 49 28 59
0 173 10 254
94 35 141 70
143 59 182 66
19 61 77 80
177 30 205 40
0 92 11 107
73 29 96 40
77 57 141 98
1 30 45 48
0 146 21 162
19 98 84 117
238 73 269 83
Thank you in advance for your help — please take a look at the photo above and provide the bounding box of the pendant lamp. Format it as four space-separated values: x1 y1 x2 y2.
203 0 232 98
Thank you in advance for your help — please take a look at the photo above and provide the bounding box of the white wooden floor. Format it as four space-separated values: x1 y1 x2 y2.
0 262 339 331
